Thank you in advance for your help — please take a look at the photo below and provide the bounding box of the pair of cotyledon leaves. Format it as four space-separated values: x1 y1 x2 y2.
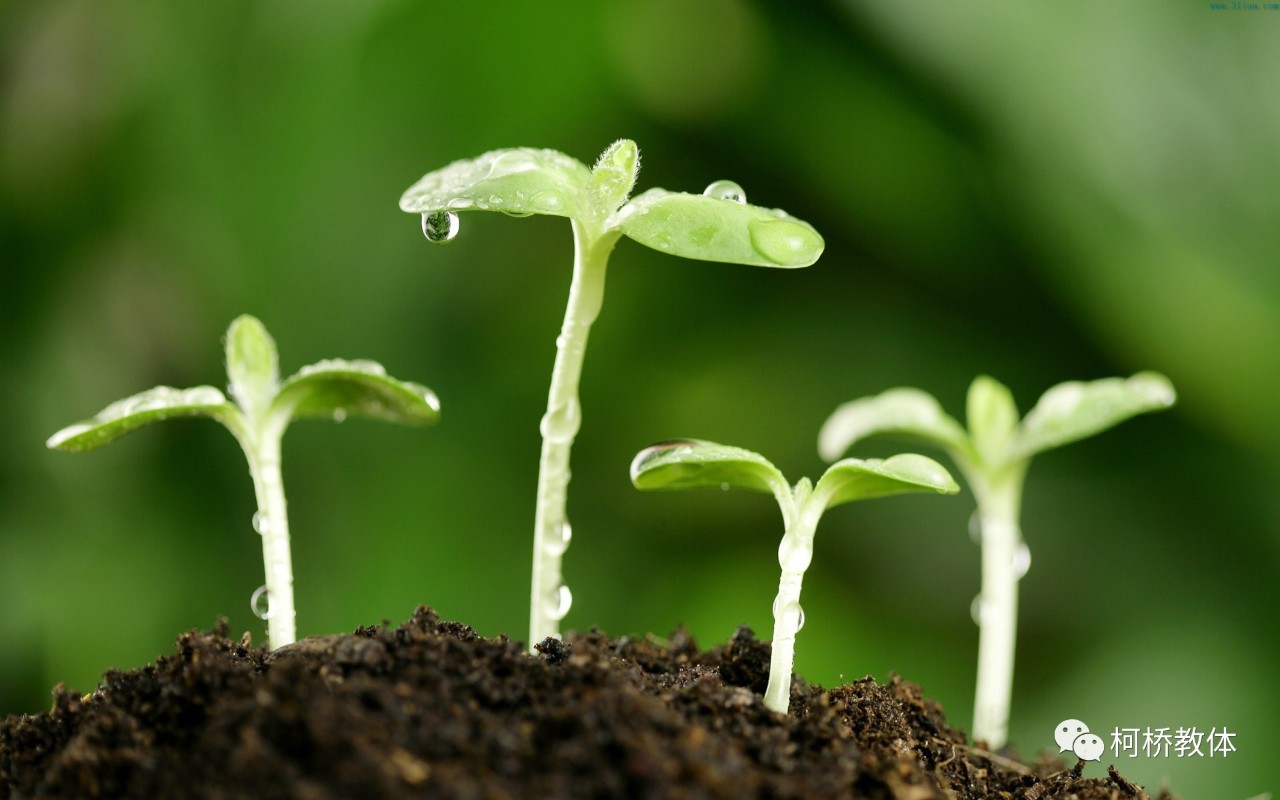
399 140 825 268
631 373 1174 514
47 316 439 453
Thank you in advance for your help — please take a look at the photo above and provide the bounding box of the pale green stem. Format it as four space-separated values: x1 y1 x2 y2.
968 468 1026 748
764 496 817 713
528 220 619 647
235 418 296 648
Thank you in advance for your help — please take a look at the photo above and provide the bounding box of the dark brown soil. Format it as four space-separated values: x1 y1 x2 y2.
1 606 1172 799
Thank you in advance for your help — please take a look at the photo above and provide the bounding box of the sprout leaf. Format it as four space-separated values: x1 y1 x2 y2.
226 314 280 418
814 453 959 511
617 188 824 268
399 147 591 220
629 439 788 497
46 386 237 452
276 359 440 426
1011 372 1176 460
818 387 969 461
967 376 1020 467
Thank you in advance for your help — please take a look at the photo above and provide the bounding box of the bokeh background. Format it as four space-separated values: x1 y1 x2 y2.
2 1 1276 795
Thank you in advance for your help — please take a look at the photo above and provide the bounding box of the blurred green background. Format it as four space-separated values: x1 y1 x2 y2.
2 1 1276 796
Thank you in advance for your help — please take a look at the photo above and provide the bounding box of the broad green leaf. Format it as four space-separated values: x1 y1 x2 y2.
616 188 824 268
588 139 639 215
1011 372 1176 460
399 147 591 220
818 388 969 462
813 453 959 511
275 359 440 426
225 315 279 418
967 376 1019 467
46 386 237 453
629 439 788 496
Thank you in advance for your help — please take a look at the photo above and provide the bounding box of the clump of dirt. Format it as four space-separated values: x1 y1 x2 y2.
1 606 1172 799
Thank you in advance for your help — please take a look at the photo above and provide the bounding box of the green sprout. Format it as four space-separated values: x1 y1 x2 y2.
630 439 957 714
401 141 825 647
818 372 1176 747
46 315 440 648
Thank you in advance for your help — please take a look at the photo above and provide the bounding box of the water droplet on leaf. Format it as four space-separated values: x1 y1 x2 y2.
421 211 459 243
703 179 746 204
251 585 273 620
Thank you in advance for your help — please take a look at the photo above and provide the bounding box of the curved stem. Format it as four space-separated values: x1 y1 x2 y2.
237 422 296 648
969 469 1025 748
528 220 618 647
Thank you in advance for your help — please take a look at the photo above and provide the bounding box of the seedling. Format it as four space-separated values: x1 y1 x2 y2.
46 315 440 648
630 439 958 714
818 372 1176 747
401 141 825 646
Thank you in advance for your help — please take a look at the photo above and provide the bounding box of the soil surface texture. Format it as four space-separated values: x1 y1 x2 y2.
1 606 1173 799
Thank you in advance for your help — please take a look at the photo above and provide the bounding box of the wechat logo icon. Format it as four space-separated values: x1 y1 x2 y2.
1055 719 1104 762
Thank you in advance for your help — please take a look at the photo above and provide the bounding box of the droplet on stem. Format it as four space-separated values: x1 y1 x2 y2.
547 584 573 621
968 510 982 544
1012 542 1031 579
772 597 806 632
251 585 273 620
703 179 746 204
543 520 573 557
421 211 459 243
251 511 270 536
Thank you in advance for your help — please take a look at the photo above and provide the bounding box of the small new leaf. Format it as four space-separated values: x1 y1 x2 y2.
46 386 237 453
588 139 639 216
226 315 280 418
629 439 788 497
813 454 959 511
1011 372 1176 460
967 376 1019 468
399 147 591 220
617 189 824 268
818 388 969 462
276 360 441 426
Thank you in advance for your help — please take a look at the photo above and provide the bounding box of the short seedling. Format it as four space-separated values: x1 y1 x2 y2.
630 439 958 714
401 141 825 646
46 315 440 647
818 372 1175 747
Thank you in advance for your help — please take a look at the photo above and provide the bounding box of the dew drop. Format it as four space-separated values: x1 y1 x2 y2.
251 585 273 620
968 510 982 544
720 482 730 492
251 511 270 536
539 398 582 444
970 594 984 625
421 211 459 243
772 597 805 632
332 408 348 423
547 584 573 621
543 520 573 557
503 210 534 219
1012 542 1031 579
703 179 746 204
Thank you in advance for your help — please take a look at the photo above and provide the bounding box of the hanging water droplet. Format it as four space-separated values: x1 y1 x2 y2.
503 210 534 219
968 510 982 544
251 511 270 536
1012 542 1031 579
777 536 813 574
251 585 273 620
703 179 746 204
539 398 582 444
547 584 573 621
970 594 984 625
543 520 573 557
421 211 459 243
772 597 805 632
332 408 347 423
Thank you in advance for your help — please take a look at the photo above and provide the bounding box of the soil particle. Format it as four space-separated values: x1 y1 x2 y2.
0 607 1175 799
